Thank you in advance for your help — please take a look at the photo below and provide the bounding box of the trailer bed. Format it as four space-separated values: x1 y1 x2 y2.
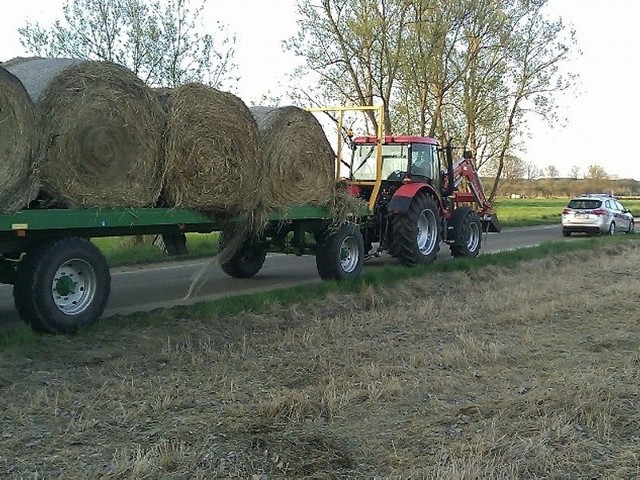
0 204 337 237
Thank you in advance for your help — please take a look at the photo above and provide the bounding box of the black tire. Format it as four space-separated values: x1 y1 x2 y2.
607 222 616 235
218 232 267 278
448 207 482 257
13 237 111 334
626 220 635 234
562 230 571 237
390 194 441 265
315 222 365 281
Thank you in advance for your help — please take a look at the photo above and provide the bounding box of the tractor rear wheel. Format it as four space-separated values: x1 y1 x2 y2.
315 222 364 280
448 206 482 257
390 194 441 265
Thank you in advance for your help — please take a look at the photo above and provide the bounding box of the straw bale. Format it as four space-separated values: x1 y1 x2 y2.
0 66 39 212
4 57 165 207
251 106 336 208
162 83 262 215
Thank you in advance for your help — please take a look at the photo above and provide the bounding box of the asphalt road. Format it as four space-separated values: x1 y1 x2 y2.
1 224 561 326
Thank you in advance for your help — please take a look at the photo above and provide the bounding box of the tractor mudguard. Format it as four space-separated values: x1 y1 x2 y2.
388 183 440 214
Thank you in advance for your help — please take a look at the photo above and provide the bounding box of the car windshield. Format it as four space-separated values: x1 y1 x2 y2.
567 199 602 209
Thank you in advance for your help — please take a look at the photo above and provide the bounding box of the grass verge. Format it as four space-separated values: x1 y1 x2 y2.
93 233 219 267
2 234 637 348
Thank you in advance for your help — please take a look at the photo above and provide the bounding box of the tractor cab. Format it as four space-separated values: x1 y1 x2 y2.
346 135 443 212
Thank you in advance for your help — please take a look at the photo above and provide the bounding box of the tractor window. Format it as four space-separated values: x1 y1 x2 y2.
381 145 408 179
352 144 409 181
411 144 439 185
352 145 377 180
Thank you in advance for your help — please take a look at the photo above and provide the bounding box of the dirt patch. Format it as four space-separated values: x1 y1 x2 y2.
1 245 639 478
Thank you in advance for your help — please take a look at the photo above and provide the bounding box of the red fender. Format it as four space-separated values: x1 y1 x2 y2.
388 183 443 214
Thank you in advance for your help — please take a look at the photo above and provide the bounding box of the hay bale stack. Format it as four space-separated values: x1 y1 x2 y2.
251 106 336 208
0 66 39 212
4 57 165 207
162 83 262 215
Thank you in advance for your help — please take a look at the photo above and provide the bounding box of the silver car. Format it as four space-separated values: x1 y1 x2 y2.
561 194 634 236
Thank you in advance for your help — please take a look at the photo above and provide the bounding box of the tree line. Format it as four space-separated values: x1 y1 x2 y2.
488 177 640 198
17 0 578 200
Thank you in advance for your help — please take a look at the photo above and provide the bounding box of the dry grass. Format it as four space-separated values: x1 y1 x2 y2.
1 244 639 478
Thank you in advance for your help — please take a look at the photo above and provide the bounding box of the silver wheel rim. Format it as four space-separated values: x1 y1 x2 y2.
467 221 480 252
51 258 98 315
339 235 360 273
609 222 615 235
417 208 438 255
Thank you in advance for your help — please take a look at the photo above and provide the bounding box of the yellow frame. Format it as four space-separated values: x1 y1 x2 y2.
306 105 384 212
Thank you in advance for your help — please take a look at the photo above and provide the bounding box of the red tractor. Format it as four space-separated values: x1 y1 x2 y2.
342 132 500 268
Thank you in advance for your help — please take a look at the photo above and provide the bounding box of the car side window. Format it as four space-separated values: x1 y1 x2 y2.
605 200 614 210
615 201 625 211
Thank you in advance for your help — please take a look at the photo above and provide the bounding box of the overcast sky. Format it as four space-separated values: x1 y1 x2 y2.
2 0 639 180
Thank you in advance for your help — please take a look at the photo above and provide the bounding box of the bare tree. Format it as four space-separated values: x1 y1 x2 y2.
18 0 237 88
546 164 560 178
285 0 411 134
525 162 542 181
486 1 577 200
585 164 608 181
569 164 581 179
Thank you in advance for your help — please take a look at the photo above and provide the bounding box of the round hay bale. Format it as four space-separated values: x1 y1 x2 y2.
251 106 336 208
0 65 39 212
4 57 165 207
163 83 262 214
153 87 174 112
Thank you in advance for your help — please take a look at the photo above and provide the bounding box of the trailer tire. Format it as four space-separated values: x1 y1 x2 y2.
390 194 440 265
219 233 267 278
13 237 111 334
448 206 482 257
315 222 364 280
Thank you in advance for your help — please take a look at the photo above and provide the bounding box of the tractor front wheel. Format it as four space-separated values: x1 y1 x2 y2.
390 194 441 265
448 206 482 257
315 222 365 281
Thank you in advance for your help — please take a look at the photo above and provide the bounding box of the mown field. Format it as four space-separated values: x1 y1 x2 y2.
1 237 639 478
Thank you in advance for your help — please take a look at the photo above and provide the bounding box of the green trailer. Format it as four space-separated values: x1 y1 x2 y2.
1 205 368 334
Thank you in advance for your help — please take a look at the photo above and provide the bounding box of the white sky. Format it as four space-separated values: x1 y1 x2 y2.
2 0 639 180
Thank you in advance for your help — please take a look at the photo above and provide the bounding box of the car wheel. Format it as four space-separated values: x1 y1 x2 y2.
562 229 571 237
608 222 616 235
627 220 635 234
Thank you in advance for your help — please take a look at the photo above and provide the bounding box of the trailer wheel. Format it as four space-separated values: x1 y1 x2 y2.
13 237 111 334
448 206 482 257
315 222 364 280
218 233 267 278
390 194 441 265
